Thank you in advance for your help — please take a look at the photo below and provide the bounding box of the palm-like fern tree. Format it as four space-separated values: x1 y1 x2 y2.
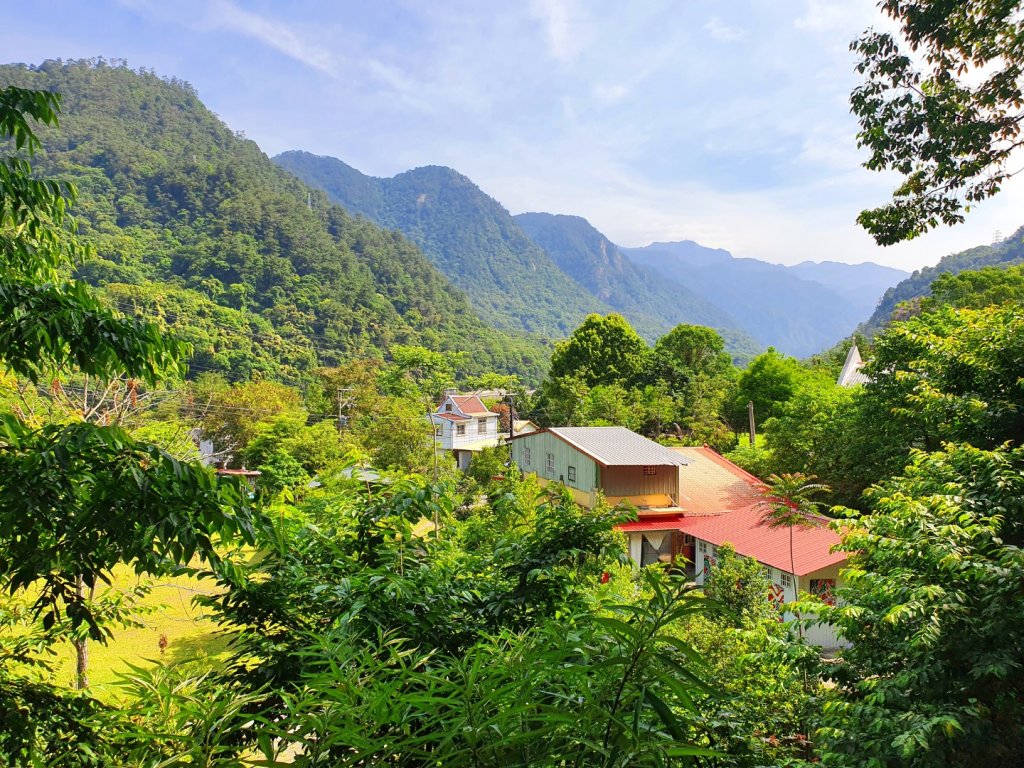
757 472 830 635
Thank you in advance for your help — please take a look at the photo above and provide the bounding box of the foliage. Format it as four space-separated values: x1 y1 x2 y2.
725 347 810 430
760 377 863 506
0 673 117 767
860 225 1024 335
924 261 1024 310
195 376 306 461
862 304 1024 458
465 444 510 487
817 444 1024 766
0 84 185 386
704 543 778 627
0 415 256 639
851 1 1024 244
547 313 649 388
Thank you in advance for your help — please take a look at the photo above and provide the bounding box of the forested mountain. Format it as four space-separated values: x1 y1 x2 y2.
512 213 760 359
860 225 1024 333
273 151 612 337
624 242 880 357
0 60 548 382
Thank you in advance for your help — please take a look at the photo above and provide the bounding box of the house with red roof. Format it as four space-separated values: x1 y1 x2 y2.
430 391 503 470
615 445 848 648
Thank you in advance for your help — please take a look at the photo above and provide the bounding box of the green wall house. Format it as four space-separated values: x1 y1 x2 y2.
509 427 689 511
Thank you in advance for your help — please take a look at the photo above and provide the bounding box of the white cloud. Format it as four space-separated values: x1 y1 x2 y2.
591 83 629 105
530 0 586 62
206 0 338 76
705 17 747 43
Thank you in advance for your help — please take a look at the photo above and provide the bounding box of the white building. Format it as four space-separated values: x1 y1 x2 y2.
429 392 502 470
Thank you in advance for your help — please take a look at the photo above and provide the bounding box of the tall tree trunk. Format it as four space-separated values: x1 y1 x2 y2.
73 574 89 690
790 526 804 639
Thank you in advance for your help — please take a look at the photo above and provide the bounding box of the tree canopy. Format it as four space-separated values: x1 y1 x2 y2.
852 0 1024 244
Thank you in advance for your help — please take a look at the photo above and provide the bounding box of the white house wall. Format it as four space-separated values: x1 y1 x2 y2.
691 535 846 649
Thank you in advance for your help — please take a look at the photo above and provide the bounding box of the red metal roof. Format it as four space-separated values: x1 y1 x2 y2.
673 446 766 516
616 515 688 532
449 395 493 415
433 412 469 422
677 507 846 576
616 446 847 576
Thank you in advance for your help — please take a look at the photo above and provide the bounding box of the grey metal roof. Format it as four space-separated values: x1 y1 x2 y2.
547 427 690 467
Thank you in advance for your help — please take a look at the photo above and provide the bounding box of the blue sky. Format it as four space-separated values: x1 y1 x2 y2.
5 0 1022 269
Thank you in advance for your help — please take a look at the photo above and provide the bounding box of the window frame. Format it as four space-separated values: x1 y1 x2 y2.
546 452 555 474
523 446 531 466
477 417 488 434
780 572 793 589
567 465 576 483
456 423 466 436
643 465 657 476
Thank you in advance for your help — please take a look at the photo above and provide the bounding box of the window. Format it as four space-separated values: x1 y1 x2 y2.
643 465 657 476
456 424 466 436
478 418 488 434
445 402 452 412
523 447 531 466
780 572 793 589
546 452 555 473
567 465 576 483
698 540 706 554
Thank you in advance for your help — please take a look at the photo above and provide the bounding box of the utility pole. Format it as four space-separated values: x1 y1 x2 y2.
507 391 515 441
747 400 756 448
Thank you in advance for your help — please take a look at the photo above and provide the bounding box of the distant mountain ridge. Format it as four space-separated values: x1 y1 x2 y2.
624 242 906 357
275 150 907 358
511 213 759 358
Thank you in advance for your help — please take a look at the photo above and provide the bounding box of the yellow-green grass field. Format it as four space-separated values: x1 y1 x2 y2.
39 568 231 701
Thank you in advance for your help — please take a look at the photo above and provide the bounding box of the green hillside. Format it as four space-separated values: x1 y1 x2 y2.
512 212 759 360
0 60 548 382
274 151 614 337
860 226 1024 334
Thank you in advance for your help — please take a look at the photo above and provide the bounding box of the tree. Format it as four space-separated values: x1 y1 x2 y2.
924 263 1024 310
817 444 1024 766
852 0 1024 244
0 86 257 691
726 348 807 431
0 86 185 384
703 542 778 627
757 473 830 637
546 314 649 389
648 323 732 391
196 378 306 461
761 378 863 506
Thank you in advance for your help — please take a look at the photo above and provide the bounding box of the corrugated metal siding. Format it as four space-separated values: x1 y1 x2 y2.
512 432 598 493
602 465 680 500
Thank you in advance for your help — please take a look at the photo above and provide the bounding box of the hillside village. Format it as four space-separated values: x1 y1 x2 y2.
5 6 1024 764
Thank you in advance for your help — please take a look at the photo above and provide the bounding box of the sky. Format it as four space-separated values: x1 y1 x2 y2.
4 0 1022 271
